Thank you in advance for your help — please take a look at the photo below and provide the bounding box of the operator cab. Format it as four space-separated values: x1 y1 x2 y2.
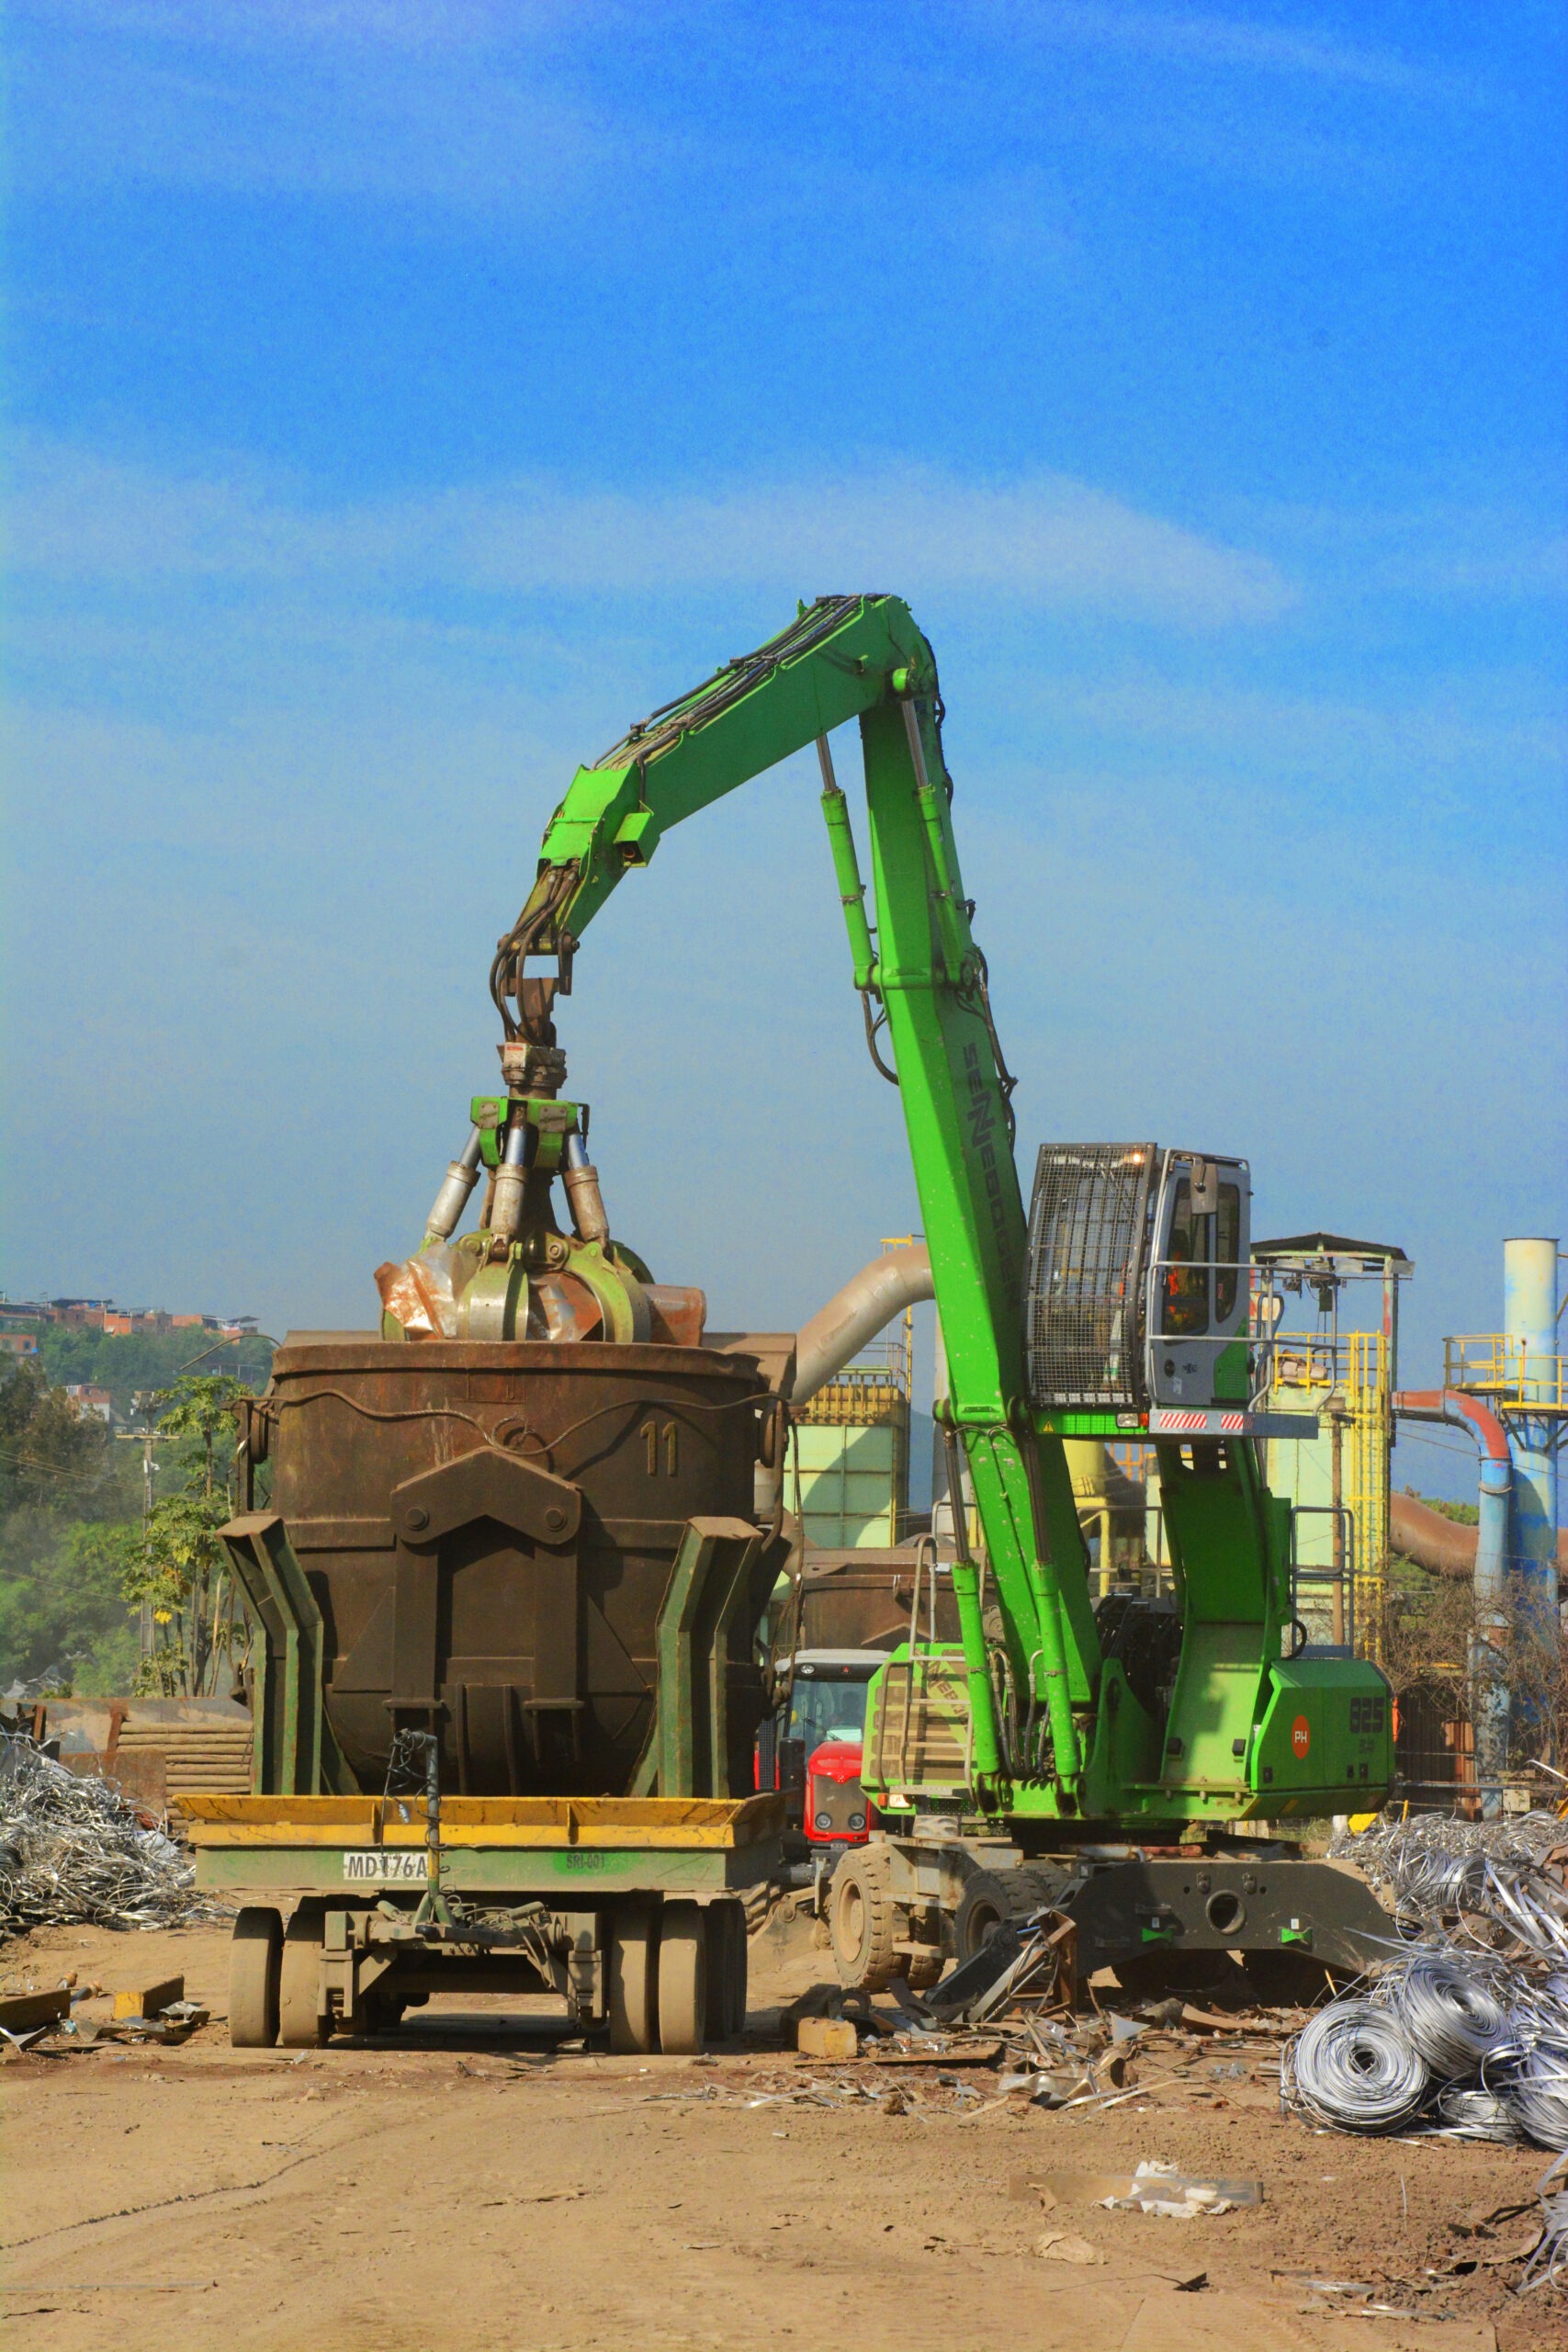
1024 1143 1253 1416
1147 1150 1251 1407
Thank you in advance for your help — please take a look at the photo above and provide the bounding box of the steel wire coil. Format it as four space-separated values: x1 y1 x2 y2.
1331 1812 1568 1963
1490 2034 1568 2153
1380 1950 1512 2078
1430 2085 1518 2141
1283 1999 1431 2134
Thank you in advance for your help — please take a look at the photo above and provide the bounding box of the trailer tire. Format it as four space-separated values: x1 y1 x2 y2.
229 1905 282 2048
703 1901 747 2043
278 1899 330 2048
658 1901 708 2055
608 1905 660 2054
829 1846 898 1992
954 1867 1061 1966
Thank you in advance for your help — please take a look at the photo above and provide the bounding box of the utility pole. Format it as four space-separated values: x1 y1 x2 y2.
122 1394 163 1665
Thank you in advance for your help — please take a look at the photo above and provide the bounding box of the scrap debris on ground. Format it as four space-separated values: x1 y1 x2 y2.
0 1733 227 1953
4 1796 1567 2338
3 1902 1562 2352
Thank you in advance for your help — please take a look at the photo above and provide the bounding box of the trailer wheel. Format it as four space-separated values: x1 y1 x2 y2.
657 1901 708 2054
608 1905 660 2054
829 1846 898 1991
229 1906 282 2048
902 1945 944 1992
725 1902 750 2038
278 1899 330 2048
704 1902 747 2043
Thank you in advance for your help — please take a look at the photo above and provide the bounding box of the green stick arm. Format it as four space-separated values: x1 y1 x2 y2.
501 596 935 958
500 593 1098 1801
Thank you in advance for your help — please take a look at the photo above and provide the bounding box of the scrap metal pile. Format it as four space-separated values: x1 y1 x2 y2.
1331 1809 1568 1964
1276 1811 1568 2291
0 1733 221 1939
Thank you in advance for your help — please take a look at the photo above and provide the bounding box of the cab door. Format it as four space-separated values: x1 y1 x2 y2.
1145 1153 1251 1407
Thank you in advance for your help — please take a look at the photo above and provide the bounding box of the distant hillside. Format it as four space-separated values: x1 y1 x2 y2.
34 1327 274 1419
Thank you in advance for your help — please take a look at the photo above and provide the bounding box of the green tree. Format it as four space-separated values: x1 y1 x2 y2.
0 1363 141 1694
150 1372 247 1498
130 1374 250 1695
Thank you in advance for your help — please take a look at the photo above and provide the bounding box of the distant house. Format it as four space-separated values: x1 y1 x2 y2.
64 1383 117 1426
0 1331 39 1360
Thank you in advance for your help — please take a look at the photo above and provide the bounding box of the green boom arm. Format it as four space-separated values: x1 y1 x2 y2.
497 594 1100 1804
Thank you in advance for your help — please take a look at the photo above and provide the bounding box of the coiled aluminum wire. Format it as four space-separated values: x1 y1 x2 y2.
0 1733 224 1939
1489 2033 1568 2154
1378 1949 1512 2078
1431 2085 1517 2141
1330 1811 1568 1961
1282 1999 1430 2133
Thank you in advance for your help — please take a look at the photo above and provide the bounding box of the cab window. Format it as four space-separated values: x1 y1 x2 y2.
786 1679 871 1752
1214 1182 1242 1323
1161 1179 1210 1336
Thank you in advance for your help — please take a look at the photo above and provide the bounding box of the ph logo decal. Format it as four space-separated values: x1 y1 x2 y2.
1291 1714 1311 1761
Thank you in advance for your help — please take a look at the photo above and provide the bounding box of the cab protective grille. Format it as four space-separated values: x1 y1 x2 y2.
1025 1143 1156 1409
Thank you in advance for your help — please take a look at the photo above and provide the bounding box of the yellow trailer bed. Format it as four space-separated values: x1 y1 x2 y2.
186 1791 784 1894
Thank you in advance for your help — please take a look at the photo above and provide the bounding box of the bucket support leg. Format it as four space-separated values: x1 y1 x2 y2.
220 1512 353 1794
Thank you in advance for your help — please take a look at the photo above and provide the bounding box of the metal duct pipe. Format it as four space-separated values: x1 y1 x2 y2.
1393 1386 1512 1806
1504 1237 1561 1630
791 1245 934 1407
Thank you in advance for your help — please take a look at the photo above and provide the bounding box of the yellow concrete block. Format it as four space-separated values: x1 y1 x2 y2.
112 1973 184 2019
795 2016 859 2061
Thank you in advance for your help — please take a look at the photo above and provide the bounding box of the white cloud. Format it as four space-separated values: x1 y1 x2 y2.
1029 3 1456 96
12 440 1295 626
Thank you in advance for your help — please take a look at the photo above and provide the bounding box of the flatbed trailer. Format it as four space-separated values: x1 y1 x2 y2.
185 1792 784 2055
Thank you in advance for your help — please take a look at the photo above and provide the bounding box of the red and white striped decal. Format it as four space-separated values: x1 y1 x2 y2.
1155 1411 1208 1430
1219 1412 1246 1433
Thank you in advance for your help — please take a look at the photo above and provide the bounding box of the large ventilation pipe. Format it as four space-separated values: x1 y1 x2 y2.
753 1246 935 1530
791 1245 934 1408
1505 1236 1562 1630
1393 1386 1512 1805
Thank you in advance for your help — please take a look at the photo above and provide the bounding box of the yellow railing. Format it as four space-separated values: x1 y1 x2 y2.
1444 1335 1568 1412
1262 1328 1389 1664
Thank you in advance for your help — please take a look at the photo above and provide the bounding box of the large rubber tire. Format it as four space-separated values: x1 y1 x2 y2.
953 1866 1062 1966
229 1906 283 2048
829 1844 899 1992
657 1901 708 2055
702 1902 747 2043
608 1905 660 2054
278 1900 330 2048
903 1946 945 1992
726 1902 750 2038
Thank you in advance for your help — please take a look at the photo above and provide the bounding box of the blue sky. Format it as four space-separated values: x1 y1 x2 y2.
4 2 1565 1498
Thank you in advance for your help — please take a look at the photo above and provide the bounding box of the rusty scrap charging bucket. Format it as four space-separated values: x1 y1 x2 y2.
247 1338 772 1798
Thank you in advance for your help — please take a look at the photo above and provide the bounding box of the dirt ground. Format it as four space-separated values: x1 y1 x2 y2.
2 1907 1560 2352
